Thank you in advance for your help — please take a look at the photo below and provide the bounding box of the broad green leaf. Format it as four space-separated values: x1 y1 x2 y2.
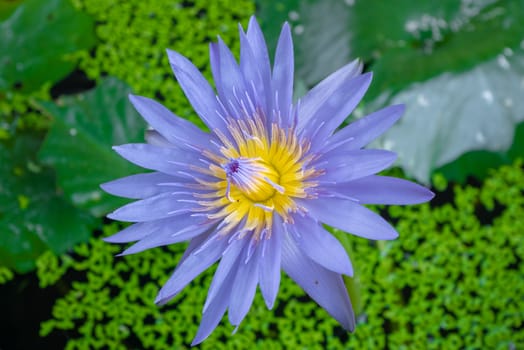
0 0 96 92
293 0 354 87
0 133 96 273
361 0 524 101
257 0 300 60
257 0 352 87
372 49 524 183
38 77 147 217
0 0 23 20
437 121 524 183
258 0 524 97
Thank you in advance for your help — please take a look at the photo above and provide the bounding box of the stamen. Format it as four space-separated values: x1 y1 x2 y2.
167 207 192 215
215 96 230 123
227 98 242 119
239 95 252 118
244 90 256 116
263 176 284 193
254 203 274 212
245 236 258 263
261 236 268 257
325 136 356 152
228 230 243 243
193 235 219 255
225 178 234 202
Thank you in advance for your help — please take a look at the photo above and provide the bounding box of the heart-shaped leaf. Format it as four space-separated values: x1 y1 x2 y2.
0 133 96 273
0 0 96 92
38 77 147 217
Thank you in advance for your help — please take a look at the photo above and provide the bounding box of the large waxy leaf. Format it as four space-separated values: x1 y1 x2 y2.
437 121 524 183
0 134 96 273
257 0 300 58
0 0 23 20
293 0 354 88
0 0 96 92
259 0 524 97
372 49 524 183
38 77 147 217
257 0 353 87
358 0 524 101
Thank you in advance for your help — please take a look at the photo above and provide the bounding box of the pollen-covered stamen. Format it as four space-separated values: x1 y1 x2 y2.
223 157 283 203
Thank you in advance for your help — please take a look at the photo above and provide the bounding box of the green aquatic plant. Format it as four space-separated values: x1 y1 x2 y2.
71 0 256 127
0 266 14 285
39 160 524 349
0 87 52 135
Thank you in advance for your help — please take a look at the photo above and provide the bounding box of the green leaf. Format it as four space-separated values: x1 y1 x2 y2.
360 0 524 101
0 133 96 273
38 77 147 217
437 120 524 183
372 48 524 183
257 0 353 87
0 0 96 92
258 0 524 97
293 0 354 87
0 0 23 21
257 0 300 58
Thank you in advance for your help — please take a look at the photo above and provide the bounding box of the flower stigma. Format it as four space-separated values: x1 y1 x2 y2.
223 157 284 203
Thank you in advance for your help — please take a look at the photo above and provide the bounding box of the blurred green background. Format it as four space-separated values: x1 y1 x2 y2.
1 0 523 348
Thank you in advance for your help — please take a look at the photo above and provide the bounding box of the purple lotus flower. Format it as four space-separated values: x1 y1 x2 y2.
102 16 434 345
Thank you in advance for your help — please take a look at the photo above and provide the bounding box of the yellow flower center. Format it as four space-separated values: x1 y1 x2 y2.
195 114 319 240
